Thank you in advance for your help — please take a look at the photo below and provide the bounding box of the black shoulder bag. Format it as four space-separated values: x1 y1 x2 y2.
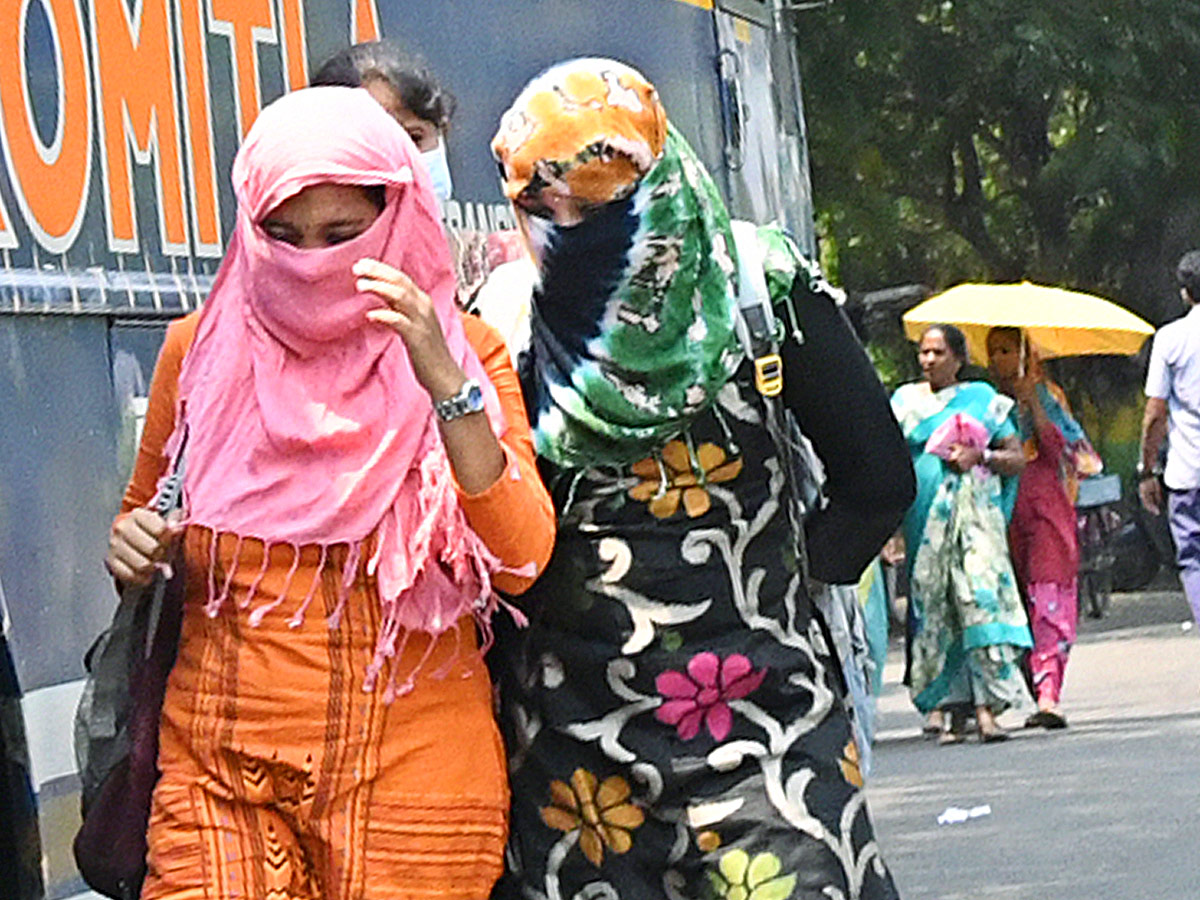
73 445 187 900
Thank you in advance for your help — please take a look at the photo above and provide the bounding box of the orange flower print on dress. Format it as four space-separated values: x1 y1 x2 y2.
840 740 864 788
540 768 645 867
629 440 743 519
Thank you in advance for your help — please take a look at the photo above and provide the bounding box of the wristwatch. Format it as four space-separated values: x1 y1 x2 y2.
1135 462 1162 481
434 378 485 422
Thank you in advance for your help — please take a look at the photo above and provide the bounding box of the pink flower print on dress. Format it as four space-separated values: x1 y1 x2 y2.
655 652 768 741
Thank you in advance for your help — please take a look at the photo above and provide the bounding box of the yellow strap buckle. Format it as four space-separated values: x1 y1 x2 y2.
754 353 783 397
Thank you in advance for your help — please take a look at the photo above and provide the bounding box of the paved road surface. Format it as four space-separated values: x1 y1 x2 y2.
865 588 1200 900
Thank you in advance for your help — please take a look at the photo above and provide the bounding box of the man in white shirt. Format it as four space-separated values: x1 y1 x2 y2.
1140 249 1200 626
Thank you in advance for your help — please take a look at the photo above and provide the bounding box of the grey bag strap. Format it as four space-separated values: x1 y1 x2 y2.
141 446 186 659
87 437 187 738
729 219 777 361
730 220 785 398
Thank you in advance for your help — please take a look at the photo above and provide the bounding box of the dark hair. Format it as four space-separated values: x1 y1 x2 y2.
311 40 456 130
987 325 1021 344
364 185 386 212
923 323 968 363
1177 250 1200 302
986 325 1027 359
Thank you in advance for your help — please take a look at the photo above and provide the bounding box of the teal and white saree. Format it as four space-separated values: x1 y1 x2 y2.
891 381 1033 715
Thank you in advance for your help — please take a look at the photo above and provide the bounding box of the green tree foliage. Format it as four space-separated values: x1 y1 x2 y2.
797 0 1200 323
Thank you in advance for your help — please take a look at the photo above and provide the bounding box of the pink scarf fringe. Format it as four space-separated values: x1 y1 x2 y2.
189 450 531 702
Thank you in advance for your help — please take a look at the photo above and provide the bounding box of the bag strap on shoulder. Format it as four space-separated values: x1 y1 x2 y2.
730 220 783 398
141 433 187 659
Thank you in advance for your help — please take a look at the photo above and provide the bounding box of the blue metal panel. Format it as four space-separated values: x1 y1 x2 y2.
0 314 170 899
367 0 730 211
0 316 122 693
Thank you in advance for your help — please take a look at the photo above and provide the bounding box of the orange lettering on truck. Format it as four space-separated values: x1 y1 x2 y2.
0 0 92 253
90 0 190 254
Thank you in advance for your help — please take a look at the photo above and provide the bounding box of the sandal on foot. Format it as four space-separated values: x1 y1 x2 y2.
1042 710 1068 729
979 725 1010 743
937 710 969 745
1026 709 1068 730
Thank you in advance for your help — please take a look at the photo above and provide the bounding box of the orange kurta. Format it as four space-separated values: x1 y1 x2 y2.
121 311 555 900
121 310 552 596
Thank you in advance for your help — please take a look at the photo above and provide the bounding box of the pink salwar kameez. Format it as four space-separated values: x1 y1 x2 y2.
1009 420 1080 707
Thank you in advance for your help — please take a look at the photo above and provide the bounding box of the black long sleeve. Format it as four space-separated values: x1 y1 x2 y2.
781 283 915 584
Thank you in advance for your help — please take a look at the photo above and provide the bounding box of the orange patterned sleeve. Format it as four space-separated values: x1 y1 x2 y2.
458 313 556 595
119 311 201 516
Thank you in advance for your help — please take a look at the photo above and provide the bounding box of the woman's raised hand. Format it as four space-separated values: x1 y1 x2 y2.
355 257 467 403
1012 375 1038 405
106 508 183 587
946 443 984 473
355 258 505 493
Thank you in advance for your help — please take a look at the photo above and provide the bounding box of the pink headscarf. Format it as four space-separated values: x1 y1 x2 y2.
175 87 510 700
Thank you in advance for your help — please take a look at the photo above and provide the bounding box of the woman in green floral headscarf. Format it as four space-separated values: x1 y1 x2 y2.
485 58 914 900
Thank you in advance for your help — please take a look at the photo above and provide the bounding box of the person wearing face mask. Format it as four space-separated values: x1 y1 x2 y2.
123 41 467 429
484 59 913 900
104 87 554 900
311 40 456 202
313 40 526 312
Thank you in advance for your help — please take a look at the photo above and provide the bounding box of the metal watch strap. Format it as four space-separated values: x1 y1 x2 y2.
434 378 484 422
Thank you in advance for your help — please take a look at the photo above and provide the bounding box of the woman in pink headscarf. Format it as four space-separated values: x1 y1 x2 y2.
105 86 554 900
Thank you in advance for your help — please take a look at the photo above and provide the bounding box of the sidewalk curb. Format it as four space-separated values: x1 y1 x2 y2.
1075 621 1196 644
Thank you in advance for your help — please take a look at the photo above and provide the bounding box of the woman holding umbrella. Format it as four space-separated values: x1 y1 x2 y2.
891 324 1032 743
987 328 1102 729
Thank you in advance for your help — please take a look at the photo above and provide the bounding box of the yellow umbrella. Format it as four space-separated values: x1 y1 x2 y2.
902 281 1155 364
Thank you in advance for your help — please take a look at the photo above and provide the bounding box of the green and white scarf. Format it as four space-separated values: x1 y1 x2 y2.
523 128 746 468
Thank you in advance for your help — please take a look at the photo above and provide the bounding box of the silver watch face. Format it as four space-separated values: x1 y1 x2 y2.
438 379 485 420
464 381 485 412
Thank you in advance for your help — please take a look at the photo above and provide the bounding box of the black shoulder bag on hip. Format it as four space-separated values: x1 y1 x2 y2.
73 444 187 900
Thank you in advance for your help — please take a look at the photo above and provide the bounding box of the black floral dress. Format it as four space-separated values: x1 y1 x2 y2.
490 361 902 900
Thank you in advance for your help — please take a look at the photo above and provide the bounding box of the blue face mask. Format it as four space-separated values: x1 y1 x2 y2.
420 139 454 202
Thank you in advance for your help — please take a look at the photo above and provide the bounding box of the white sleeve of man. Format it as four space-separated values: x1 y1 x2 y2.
1145 329 1172 400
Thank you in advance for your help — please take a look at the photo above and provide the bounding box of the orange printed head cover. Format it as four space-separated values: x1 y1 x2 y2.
492 58 668 208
